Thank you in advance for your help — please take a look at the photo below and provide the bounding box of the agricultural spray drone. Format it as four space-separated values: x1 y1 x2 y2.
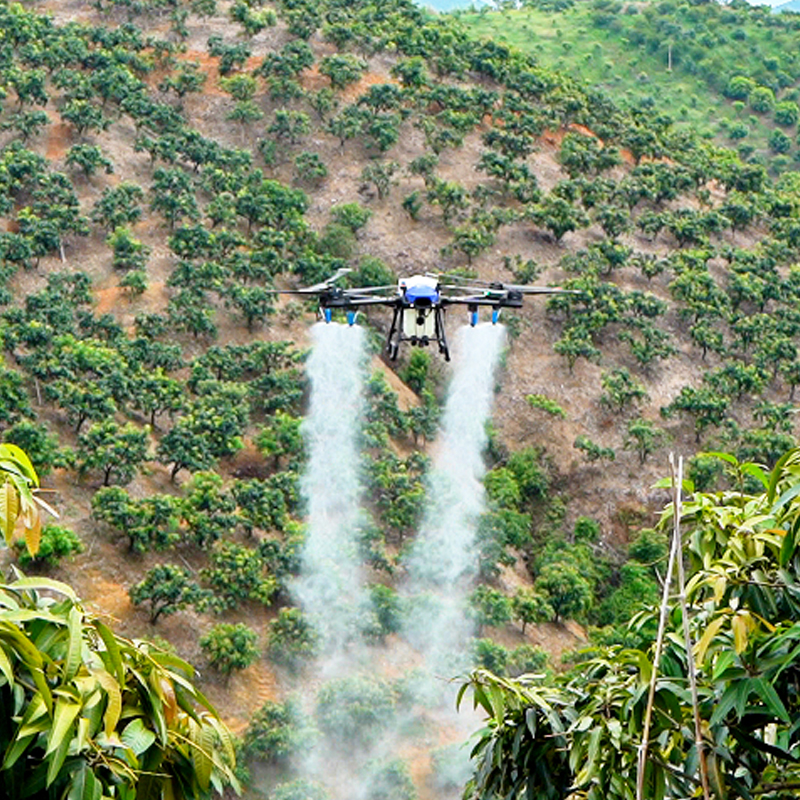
272 269 574 361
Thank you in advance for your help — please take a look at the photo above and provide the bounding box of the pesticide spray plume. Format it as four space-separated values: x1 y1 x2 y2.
280 322 506 800
403 323 507 668
294 321 368 653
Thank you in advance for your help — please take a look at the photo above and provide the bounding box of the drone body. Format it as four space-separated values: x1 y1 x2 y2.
274 269 571 362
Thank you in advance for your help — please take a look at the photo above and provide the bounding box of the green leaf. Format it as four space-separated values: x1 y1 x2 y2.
740 462 768 490
5 577 78 602
68 764 102 800
767 449 796 503
0 644 13 684
64 606 82 680
94 620 124 684
120 718 156 756
46 697 81 756
771 481 800 516
753 677 790 723
0 443 39 485
694 615 727 665
779 526 797 568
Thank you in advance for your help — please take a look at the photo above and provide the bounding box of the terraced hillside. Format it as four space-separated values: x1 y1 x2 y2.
1 0 800 797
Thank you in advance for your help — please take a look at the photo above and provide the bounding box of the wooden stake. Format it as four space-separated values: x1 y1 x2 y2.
673 454 711 800
636 453 681 800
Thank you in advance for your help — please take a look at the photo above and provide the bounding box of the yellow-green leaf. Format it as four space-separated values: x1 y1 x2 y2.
93 620 123 684
46 697 81 756
0 480 20 545
732 613 749 654
694 615 727 665
23 507 41 556
94 668 122 738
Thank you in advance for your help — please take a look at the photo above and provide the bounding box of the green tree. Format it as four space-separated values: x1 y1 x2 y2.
200 623 260 681
65 144 114 179
242 698 311 762
76 420 148 485
624 417 667 464
599 367 648 413
268 607 318 670
319 54 366 90
534 562 591 623
361 160 399 200
661 385 729 442
469 584 513 634
107 226 150 271
130 563 206 624
511 588 553 634
202 541 277 610
91 182 144 231
460 449 800 800
14 524 82 569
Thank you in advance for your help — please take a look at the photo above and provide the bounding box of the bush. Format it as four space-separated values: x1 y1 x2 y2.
749 86 775 114
364 759 417 800
535 562 592 622
316 675 396 745
295 151 328 185
573 516 600 543
15 524 83 568
471 637 508 674
242 698 312 762
628 528 668 564
200 623 260 678
330 202 371 232
268 607 318 670
360 583 404 642
507 644 548 676
271 780 329 800
316 222 356 260
400 350 432 394
120 269 148 296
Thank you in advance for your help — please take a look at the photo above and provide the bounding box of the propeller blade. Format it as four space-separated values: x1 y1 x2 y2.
303 267 353 293
341 285 396 295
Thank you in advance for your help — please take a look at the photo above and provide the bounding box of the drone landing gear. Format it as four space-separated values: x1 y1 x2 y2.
386 306 401 361
434 307 450 362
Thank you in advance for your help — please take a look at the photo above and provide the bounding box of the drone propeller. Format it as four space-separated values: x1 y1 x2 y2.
264 267 354 295
340 285 396 295
300 267 353 293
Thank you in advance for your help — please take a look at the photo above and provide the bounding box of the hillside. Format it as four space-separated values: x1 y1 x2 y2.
457 0 800 174
1 0 800 798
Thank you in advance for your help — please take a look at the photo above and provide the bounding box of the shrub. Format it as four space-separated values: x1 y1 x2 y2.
295 151 328 185
360 583 404 642
364 759 417 800
15 524 83 568
242 698 312 762
507 644 548 676
268 607 319 670
330 202 371 232
200 622 260 678
316 675 396 744
271 780 329 800
749 86 775 114
471 637 508 674
525 394 567 418
316 222 356 260
573 516 600 543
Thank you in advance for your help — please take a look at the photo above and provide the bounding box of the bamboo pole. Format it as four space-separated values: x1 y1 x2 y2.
672 454 711 800
636 454 681 800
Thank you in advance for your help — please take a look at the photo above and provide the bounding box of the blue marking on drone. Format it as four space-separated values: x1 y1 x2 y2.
405 285 439 303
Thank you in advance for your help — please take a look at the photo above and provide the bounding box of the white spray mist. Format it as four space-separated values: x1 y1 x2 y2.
294 322 368 652
404 323 507 675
